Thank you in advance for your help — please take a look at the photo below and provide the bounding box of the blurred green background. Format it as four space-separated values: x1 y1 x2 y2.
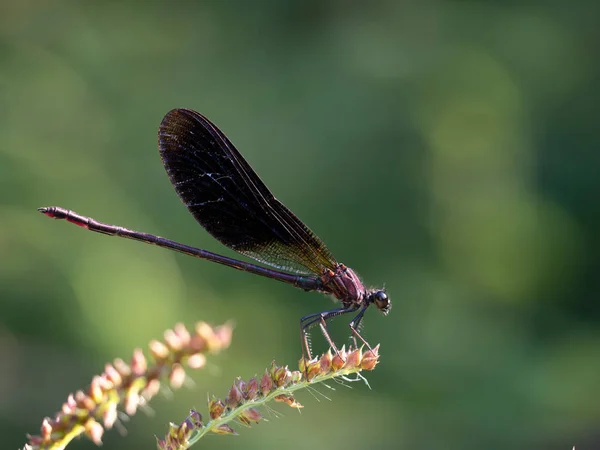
2 1 599 449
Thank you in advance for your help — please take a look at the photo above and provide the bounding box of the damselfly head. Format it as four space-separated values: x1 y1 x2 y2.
370 290 391 315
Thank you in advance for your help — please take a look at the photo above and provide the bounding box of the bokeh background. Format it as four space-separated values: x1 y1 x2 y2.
2 1 599 449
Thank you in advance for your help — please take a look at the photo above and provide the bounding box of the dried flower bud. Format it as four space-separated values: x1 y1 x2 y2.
234 376 247 396
177 418 193 442
195 322 220 351
156 437 169 450
89 376 105 404
81 392 97 411
66 393 77 408
332 347 347 371
124 389 140 415
345 347 362 370
260 371 274 396
142 378 161 401
273 365 291 387
104 363 122 386
214 323 233 348
62 399 74 415
113 357 131 377
290 370 302 384
189 409 203 428
245 377 259 400
187 353 206 369
360 345 380 371
164 421 182 449
103 402 118 429
305 359 321 381
225 383 243 408
319 350 333 374
131 348 147 376
164 329 183 351
74 390 87 404
298 356 308 374
268 360 278 379
149 339 170 360
274 394 303 409
173 323 191 346
211 424 238 435
208 398 226 420
169 363 186 389
239 407 262 425
41 418 52 438
188 335 206 353
84 419 104 444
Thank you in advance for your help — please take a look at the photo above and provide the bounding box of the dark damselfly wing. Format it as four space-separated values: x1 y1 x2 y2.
158 108 337 275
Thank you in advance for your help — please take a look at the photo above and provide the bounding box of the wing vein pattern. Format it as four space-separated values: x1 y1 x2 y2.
158 108 337 275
